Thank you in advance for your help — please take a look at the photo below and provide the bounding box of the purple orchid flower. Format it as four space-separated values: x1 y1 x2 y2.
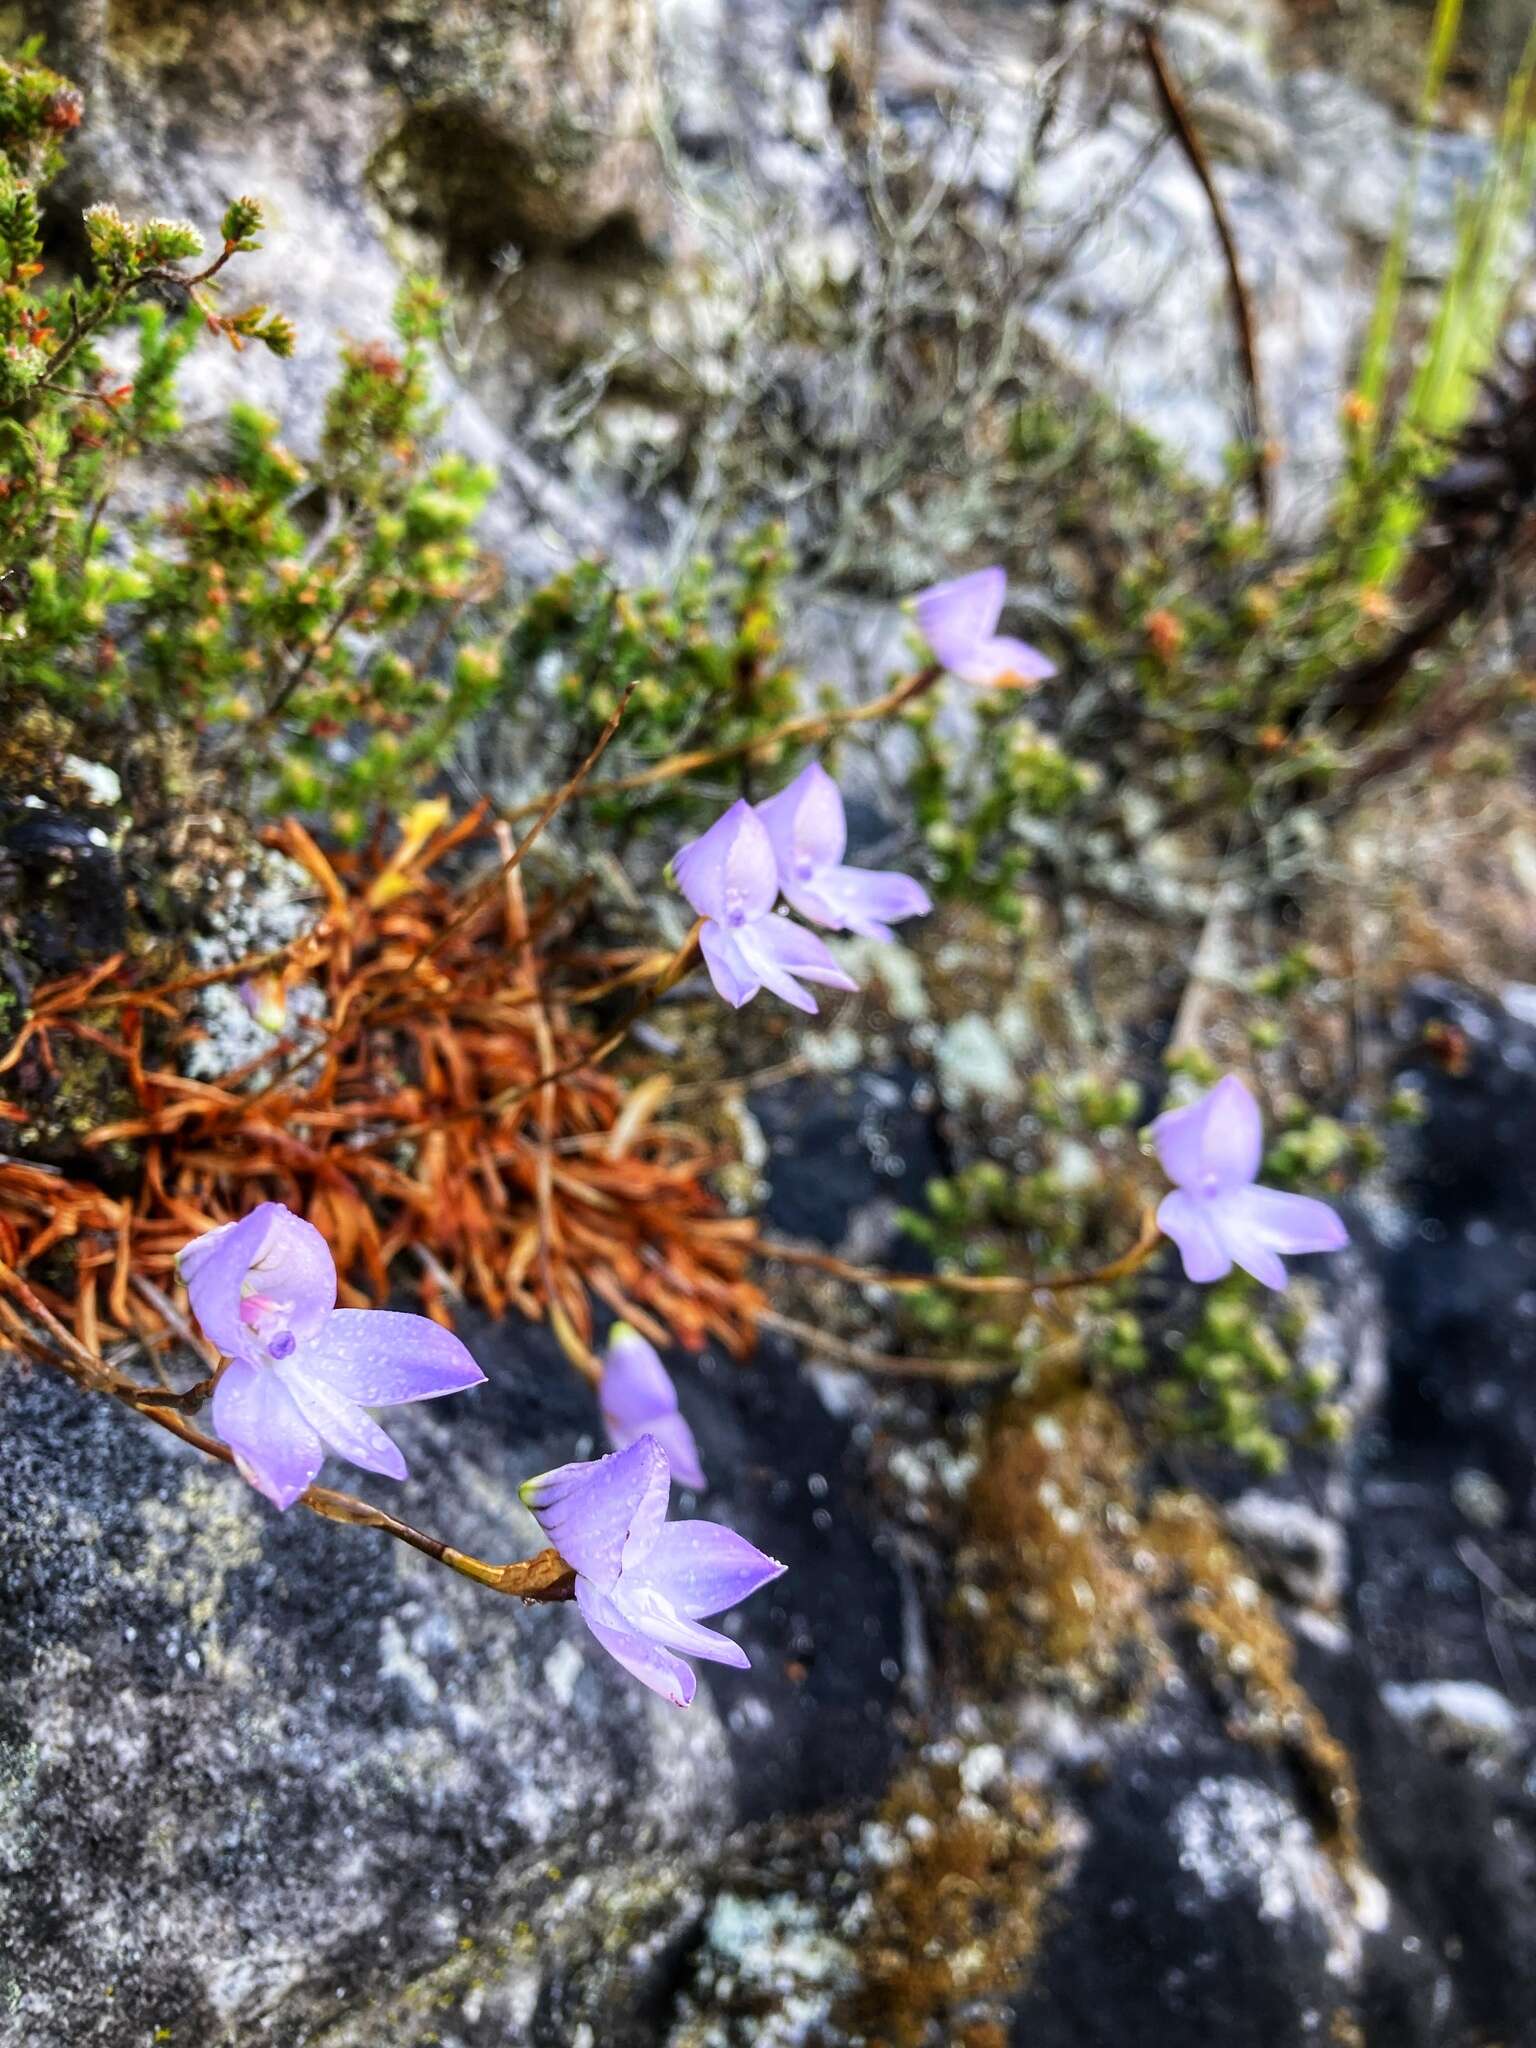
674 797 859 1014
913 566 1056 689
176 1201 485 1509
521 1435 784 1707
755 761 931 944
600 1322 706 1491
1152 1075 1349 1291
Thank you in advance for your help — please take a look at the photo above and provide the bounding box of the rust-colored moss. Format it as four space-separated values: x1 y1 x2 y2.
1144 1490 1359 1860
957 1387 1163 1710
846 1758 1066 2048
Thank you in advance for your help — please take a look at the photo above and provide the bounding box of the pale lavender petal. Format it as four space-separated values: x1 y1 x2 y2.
301 1310 485 1407
611 1577 752 1670
520 1435 670 1591
1217 1184 1349 1290
734 914 858 1014
279 1363 409 1481
792 864 932 942
756 761 847 883
913 567 1006 668
600 1332 706 1489
211 1356 324 1510
641 1410 706 1492
699 918 762 1008
673 800 778 926
600 1325 677 1430
1157 1189 1233 1285
961 633 1056 688
576 1578 696 1706
181 1202 337 1360
1153 1075 1263 1194
634 1519 786 1619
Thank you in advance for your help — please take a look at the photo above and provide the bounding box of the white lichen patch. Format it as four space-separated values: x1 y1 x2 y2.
667 1892 856 2048
117 1471 265 1679
934 1013 1023 1110
182 847 326 1083
1172 1774 1366 1979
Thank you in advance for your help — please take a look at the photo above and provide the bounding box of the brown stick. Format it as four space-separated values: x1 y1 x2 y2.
1139 21 1271 525
494 664 943 825
755 1305 1025 1383
758 1207 1163 1297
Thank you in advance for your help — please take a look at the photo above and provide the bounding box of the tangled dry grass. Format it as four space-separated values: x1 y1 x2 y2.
0 804 762 1383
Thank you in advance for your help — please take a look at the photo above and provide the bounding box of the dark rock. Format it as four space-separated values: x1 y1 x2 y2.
1 807 125 974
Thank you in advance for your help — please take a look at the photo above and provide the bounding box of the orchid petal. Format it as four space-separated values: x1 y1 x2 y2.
633 1519 786 1619
1153 1075 1262 1194
1157 1189 1233 1285
520 1436 670 1591
756 761 847 880
278 1363 409 1482
211 1356 324 1510
698 919 762 1007
301 1309 485 1407
792 864 932 941
964 633 1056 688
576 1579 697 1706
600 1330 706 1490
734 915 858 1014
1217 1184 1349 1287
182 1203 337 1360
913 567 1006 668
639 1411 707 1493
611 1577 752 1669
673 800 777 925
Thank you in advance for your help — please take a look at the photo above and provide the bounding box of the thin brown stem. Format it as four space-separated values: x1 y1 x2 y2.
756 1306 1023 1383
1139 22 1270 525
758 1207 1163 1297
495 664 943 825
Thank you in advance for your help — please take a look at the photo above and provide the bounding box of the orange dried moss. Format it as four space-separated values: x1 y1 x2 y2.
0 806 761 1371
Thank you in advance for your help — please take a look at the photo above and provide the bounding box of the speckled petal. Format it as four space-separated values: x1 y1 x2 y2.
300 1309 485 1407
520 1435 671 1591
211 1356 324 1510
